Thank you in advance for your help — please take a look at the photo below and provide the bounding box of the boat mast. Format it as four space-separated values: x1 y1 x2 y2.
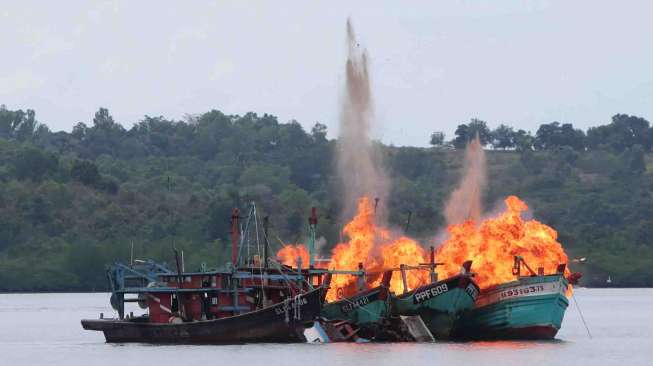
429 246 437 283
173 247 187 321
263 216 270 269
231 208 240 267
404 210 412 233
307 207 317 268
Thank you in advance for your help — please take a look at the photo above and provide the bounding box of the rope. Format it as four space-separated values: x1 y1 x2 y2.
571 290 592 339
269 259 381 319
283 297 290 323
293 294 302 320
252 205 267 306
268 259 314 292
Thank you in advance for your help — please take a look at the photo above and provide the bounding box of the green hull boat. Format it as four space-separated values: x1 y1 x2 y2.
452 273 569 340
320 271 394 339
321 285 391 331
392 274 479 340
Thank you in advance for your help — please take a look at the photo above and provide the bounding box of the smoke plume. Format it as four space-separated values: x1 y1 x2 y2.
444 135 487 225
336 19 389 222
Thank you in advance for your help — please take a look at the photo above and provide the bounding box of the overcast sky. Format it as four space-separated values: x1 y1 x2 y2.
1 1 652 146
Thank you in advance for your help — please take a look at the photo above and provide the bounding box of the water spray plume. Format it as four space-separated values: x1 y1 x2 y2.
336 19 389 222
444 135 487 225
277 20 573 304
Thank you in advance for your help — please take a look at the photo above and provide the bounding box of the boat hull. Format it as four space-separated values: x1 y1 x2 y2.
452 274 569 340
82 288 323 344
392 275 479 340
321 286 390 338
322 286 389 324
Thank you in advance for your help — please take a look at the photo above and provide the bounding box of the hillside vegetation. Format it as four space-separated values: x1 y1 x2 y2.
0 105 651 290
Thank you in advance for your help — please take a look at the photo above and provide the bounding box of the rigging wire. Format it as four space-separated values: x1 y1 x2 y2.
571 290 592 339
267 258 379 318
252 204 267 306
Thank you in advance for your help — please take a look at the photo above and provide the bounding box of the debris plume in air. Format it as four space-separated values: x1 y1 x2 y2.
335 19 390 223
444 135 487 225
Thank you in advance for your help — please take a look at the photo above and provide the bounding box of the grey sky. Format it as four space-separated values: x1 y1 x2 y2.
1 1 652 146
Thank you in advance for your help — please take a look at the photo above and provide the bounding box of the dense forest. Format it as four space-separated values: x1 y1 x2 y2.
0 104 651 290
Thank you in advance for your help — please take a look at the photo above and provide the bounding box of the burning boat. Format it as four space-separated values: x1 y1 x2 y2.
437 195 580 340
452 257 575 340
391 259 479 340
278 199 482 341
279 207 401 340
320 269 394 339
82 207 326 344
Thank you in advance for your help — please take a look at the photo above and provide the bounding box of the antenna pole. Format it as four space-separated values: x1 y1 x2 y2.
263 216 270 269
308 207 318 268
400 264 408 294
173 246 187 321
429 246 436 283
231 208 240 267
404 210 412 233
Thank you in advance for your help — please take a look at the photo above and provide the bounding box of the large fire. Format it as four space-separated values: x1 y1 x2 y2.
277 244 310 268
276 197 429 301
326 197 430 301
436 195 570 290
276 195 571 302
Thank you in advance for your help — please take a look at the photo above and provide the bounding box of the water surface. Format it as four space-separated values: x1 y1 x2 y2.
0 288 649 366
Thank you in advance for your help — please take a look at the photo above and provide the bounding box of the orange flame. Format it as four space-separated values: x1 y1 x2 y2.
327 197 379 300
275 195 571 303
274 197 430 301
436 195 570 290
375 237 430 295
276 244 309 267
325 197 429 301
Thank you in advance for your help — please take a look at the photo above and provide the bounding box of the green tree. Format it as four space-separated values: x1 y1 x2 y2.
619 145 646 176
534 122 585 151
311 122 328 142
453 118 491 148
513 129 534 151
429 131 445 147
71 160 101 186
93 107 115 128
491 124 516 150
587 114 651 151
13 147 59 181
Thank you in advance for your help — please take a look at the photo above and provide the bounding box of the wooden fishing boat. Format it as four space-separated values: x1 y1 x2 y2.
320 271 393 339
452 257 577 340
391 261 479 340
82 207 327 344
82 286 323 344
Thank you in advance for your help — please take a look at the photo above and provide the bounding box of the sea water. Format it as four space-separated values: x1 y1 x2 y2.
0 288 650 366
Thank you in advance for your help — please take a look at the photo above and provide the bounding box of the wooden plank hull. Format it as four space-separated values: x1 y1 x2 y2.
321 286 392 339
321 286 390 326
392 275 479 340
82 288 323 344
452 274 569 340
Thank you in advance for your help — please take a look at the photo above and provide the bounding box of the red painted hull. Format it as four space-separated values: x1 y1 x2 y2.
494 325 559 340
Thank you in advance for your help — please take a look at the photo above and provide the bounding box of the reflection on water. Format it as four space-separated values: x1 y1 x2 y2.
0 289 651 366
463 339 566 350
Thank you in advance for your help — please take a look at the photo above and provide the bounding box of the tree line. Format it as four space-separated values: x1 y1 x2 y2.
0 104 651 290
432 114 652 154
